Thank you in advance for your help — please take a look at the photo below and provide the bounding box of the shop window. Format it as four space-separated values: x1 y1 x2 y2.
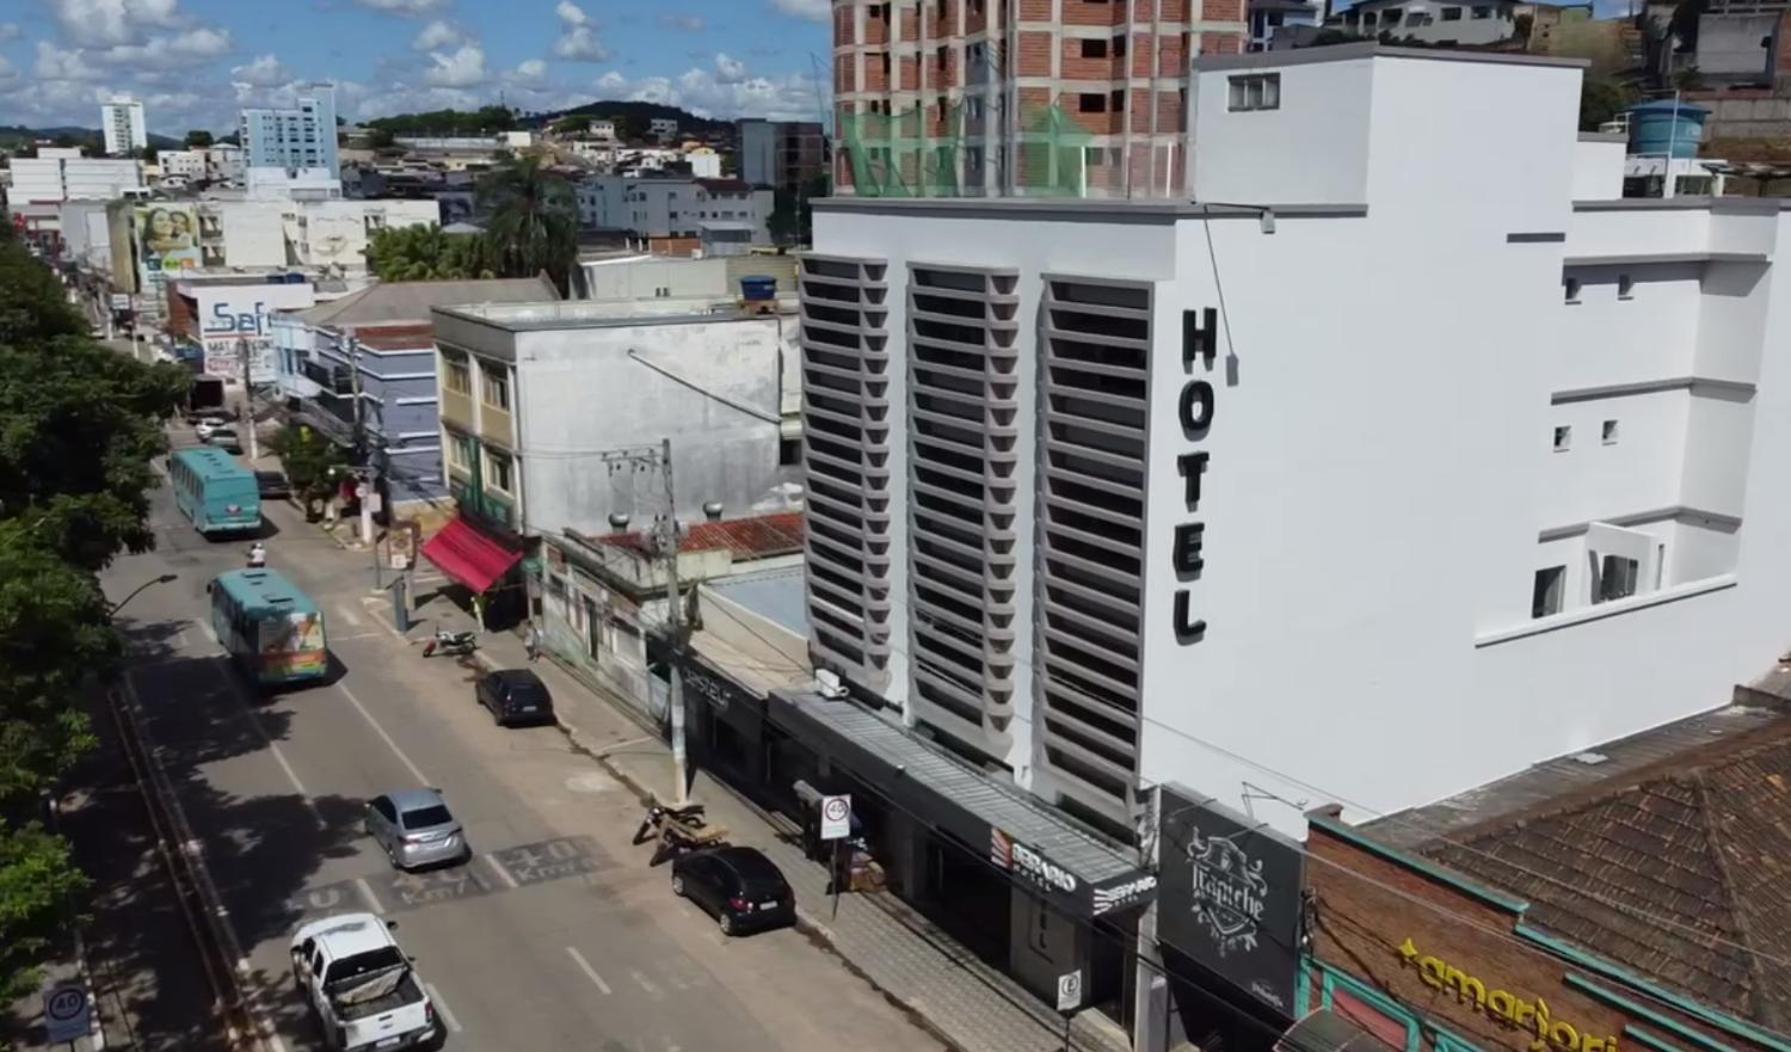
1324 973 1417 1052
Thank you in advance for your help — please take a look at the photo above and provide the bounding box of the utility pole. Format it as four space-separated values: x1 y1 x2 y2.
598 440 689 805
238 337 260 462
347 336 373 547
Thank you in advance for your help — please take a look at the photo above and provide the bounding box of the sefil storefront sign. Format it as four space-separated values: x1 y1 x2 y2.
189 280 316 382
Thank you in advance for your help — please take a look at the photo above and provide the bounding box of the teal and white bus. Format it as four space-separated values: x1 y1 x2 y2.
171 447 261 538
209 569 329 687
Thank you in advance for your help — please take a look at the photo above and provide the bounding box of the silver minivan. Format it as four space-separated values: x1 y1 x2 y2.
365 788 470 870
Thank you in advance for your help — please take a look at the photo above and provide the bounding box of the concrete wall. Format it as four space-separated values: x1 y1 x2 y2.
508 315 790 537
1571 136 1626 199
1193 53 1375 206
1696 12 1776 80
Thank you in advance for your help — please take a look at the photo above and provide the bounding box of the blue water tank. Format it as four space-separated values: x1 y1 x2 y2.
739 275 778 302
1626 99 1709 159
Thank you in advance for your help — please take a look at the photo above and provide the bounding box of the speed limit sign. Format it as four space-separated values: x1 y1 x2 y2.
820 794 852 840
43 982 90 1043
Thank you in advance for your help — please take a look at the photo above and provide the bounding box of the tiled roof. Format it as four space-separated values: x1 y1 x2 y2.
597 512 804 559
1415 712 1791 1032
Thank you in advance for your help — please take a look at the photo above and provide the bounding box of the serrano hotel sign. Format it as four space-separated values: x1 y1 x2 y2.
1174 307 1218 645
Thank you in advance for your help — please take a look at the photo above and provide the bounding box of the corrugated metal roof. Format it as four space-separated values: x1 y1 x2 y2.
780 691 1139 883
598 512 804 559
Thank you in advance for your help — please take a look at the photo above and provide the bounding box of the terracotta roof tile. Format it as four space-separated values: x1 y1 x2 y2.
596 512 804 559
1421 721 1791 1032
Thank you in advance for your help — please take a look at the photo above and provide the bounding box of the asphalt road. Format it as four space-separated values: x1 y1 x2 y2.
99 432 941 1052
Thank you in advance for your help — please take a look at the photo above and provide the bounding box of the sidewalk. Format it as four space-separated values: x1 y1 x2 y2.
450 616 1131 1052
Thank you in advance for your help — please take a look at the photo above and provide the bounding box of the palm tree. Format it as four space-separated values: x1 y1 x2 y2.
366 224 495 283
478 155 577 294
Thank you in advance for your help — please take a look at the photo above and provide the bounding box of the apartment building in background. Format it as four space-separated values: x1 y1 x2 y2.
240 84 342 179
101 96 148 156
739 119 828 192
831 0 1248 199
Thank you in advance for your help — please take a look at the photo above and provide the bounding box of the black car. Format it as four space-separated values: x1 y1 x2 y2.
475 668 554 727
254 471 292 500
670 846 795 936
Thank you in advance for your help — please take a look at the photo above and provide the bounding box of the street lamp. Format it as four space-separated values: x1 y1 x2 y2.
109 573 178 615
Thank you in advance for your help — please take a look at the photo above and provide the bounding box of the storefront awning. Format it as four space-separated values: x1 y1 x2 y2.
421 516 522 594
1275 1009 1397 1052
768 689 1157 919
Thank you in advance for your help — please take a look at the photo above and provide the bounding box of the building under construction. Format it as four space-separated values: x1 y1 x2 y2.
831 0 1248 199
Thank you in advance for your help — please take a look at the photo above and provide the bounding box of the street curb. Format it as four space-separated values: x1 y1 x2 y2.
46 795 106 1051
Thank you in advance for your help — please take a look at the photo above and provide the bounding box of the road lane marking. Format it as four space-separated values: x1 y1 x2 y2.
425 984 463 1033
335 683 430 786
566 947 612 995
629 969 661 997
168 661 326 830
335 605 363 628
354 877 386 915
482 853 520 890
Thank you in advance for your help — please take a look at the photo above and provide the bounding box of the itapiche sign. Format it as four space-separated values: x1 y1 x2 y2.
1157 785 1304 1017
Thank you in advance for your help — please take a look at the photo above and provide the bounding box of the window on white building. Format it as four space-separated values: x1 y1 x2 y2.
1596 555 1639 603
1472 5 1491 15
1602 419 1619 445
1442 6 1463 17
1228 74 1280 112
481 363 510 411
1553 425 1571 452
1617 273 1634 300
1531 566 1565 618
485 450 514 494
1563 276 1580 303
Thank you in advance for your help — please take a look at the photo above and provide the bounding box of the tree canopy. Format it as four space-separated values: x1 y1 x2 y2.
267 424 347 520
184 129 214 148
364 105 517 137
478 155 578 295
0 224 186 1001
366 224 496 283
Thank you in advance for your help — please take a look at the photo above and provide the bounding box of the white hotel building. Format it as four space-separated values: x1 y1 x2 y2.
798 42 1791 846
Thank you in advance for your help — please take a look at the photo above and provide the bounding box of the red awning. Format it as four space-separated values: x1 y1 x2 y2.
421 517 523 594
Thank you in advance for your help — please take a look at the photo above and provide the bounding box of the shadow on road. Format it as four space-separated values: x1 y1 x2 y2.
93 617 371 1049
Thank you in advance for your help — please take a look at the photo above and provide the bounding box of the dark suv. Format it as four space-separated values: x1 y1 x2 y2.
670 846 795 936
475 668 554 727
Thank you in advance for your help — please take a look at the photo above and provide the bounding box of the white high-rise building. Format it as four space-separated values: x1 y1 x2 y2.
101 96 148 157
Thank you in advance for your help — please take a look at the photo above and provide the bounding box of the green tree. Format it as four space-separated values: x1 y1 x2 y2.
550 115 591 137
478 156 577 293
1580 76 1638 131
0 819 88 1003
366 224 496 282
0 224 179 1005
184 129 214 148
267 425 347 520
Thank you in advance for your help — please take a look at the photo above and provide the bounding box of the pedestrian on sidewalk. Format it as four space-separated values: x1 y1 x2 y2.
525 621 542 663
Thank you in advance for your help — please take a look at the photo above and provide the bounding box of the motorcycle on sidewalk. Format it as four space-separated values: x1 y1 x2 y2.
421 629 478 658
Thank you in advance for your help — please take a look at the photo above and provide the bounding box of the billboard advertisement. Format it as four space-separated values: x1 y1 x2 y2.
194 282 315 383
135 204 201 286
1157 785 1306 1018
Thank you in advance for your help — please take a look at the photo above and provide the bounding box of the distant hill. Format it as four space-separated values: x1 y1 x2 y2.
534 100 733 137
0 124 184 151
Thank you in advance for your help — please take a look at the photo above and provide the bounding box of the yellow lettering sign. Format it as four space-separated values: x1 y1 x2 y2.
1395 939 1618 1052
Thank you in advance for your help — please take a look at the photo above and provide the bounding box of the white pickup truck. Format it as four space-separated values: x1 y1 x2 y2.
290 913 439 1052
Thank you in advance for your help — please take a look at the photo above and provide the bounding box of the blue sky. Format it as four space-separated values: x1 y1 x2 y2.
0 0 833 135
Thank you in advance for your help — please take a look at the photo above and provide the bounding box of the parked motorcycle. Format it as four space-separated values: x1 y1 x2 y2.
421 629 478 658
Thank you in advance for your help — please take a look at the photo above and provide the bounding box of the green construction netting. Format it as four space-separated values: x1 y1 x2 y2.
839 97 1093 198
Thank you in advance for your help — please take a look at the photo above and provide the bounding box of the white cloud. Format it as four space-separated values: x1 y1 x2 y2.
353 0 447 14
714 52 747 84
769 0 830 22
423 44 488 87
35 41 101 81
660 13 705 31
229 53 290 87
0 55 16 81
553 1 610 62
103 26 233 70
411 20 462 51
513 58 547 81
0 23 20 42
602 59 827 121
49 0 180 47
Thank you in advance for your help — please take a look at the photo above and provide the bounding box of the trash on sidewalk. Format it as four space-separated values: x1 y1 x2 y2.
632 801 729 866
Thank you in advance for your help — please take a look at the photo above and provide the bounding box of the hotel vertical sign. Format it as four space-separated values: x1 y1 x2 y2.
1174 307 1218 644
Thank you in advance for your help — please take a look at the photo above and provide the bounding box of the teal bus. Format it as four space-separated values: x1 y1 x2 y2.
209 569 330 686
170 447 261 538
